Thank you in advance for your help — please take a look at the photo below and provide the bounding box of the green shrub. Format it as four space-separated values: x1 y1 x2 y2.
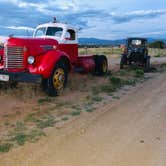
134 69 144 78
92 96 103 102
36 115 56 129
11 132 29 145
70 111 81 116
149 40 165 49
0 143 13 153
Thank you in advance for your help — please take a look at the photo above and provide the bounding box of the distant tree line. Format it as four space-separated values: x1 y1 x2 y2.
79 40 166 49
149 40 165 49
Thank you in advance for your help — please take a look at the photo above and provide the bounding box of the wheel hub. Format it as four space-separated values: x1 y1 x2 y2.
102 60 107 72
53 68 65 90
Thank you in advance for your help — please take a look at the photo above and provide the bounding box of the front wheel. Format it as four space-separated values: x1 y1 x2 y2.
144 56 150 72
42 60 68 96
120 54 126 69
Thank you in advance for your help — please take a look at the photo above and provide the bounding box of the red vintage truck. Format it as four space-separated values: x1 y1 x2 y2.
0 20 108 96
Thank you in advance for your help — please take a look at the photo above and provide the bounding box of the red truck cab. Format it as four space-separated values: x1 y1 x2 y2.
0 21 108 96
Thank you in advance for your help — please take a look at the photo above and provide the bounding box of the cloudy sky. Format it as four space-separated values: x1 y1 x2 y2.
0 0 166 39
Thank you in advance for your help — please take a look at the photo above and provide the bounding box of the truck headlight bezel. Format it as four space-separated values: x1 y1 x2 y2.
27 56 35 65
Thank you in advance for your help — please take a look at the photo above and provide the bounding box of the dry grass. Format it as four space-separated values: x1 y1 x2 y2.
79 47 123 56
149 48 166 57
79 47 166 57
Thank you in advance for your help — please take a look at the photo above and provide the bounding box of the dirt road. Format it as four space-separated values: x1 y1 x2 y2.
0 67 165 165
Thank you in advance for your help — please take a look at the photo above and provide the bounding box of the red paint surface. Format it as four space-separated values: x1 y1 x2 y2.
0 37 95 78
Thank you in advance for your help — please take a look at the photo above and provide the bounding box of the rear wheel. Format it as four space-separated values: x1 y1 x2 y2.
42 60 68 96
120 54 126 69
144 56 150 72
94 55 108 75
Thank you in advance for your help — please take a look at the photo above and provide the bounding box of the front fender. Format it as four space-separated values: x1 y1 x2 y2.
28 50 70 78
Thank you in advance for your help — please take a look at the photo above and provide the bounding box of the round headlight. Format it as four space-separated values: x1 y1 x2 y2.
27 56 35 65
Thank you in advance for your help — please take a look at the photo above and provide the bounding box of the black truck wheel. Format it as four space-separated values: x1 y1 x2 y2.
144 56 150 72
94 55 108 75
42 60 68 96
120 54 126 69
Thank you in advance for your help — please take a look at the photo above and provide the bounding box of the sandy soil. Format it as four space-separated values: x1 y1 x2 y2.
0 57 165 166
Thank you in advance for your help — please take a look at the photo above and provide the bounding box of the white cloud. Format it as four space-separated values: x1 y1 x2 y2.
132 30 166 37
0 25 34 31
0 0 79 15
110 9 166 23
0 0 166 39
49 0 79 11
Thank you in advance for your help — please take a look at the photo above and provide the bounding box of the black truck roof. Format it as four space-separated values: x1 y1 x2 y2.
127 37 147 41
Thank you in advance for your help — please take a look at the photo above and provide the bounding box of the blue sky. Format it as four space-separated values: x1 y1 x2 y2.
0 0 166 39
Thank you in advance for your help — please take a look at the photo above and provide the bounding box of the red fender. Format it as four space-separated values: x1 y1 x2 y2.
28 50 71 78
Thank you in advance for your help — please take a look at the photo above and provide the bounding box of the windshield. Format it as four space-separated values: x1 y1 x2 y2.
131 40 142 46
129 39 146 47
34 27 46 37
34 27 63 38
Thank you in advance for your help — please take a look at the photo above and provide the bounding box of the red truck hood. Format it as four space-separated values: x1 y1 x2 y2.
7 37 59 46
0 37 59 71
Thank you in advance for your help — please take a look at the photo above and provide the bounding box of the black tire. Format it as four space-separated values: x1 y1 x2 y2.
42 60 68 96
9 81 18 89
120 54 126 69
41 78 47 91
144 56 150 72
2 81 18 89
94 55 108 76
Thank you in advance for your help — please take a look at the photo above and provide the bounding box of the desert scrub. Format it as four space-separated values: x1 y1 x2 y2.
14 121 26 132
70 111 81 116
91 96 103 102
10 132 30 145
9 128 45 146
0 143 13 153
154 54 161 57
4 121 10 126
134 69 144 78
25 113 39 123
61 117 69 121
38 97 52 104
92 67 143 95
72 105 82 111
85 108 94 113
159 63 166 71
35 115 56 129
99 76 124 93
112 96 120 100
7 120 46 146
26 129 46 142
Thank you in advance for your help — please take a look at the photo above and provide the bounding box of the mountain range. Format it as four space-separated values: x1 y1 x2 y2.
78 37 166 45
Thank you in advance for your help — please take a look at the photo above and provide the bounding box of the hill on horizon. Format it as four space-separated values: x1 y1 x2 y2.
79 37 166 45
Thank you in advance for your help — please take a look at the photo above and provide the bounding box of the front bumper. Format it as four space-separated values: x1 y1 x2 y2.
0 70 41 83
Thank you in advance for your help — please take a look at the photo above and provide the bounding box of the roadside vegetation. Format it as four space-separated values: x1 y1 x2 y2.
79 46 123 55
149 48 166 57
79 46 166 57
0 68 157 153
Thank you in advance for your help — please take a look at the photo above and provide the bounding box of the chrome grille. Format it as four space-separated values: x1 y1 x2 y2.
4 46 24 68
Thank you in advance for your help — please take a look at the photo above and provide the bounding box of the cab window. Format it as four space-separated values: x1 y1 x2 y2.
46 27 63 37
65 29 76 40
